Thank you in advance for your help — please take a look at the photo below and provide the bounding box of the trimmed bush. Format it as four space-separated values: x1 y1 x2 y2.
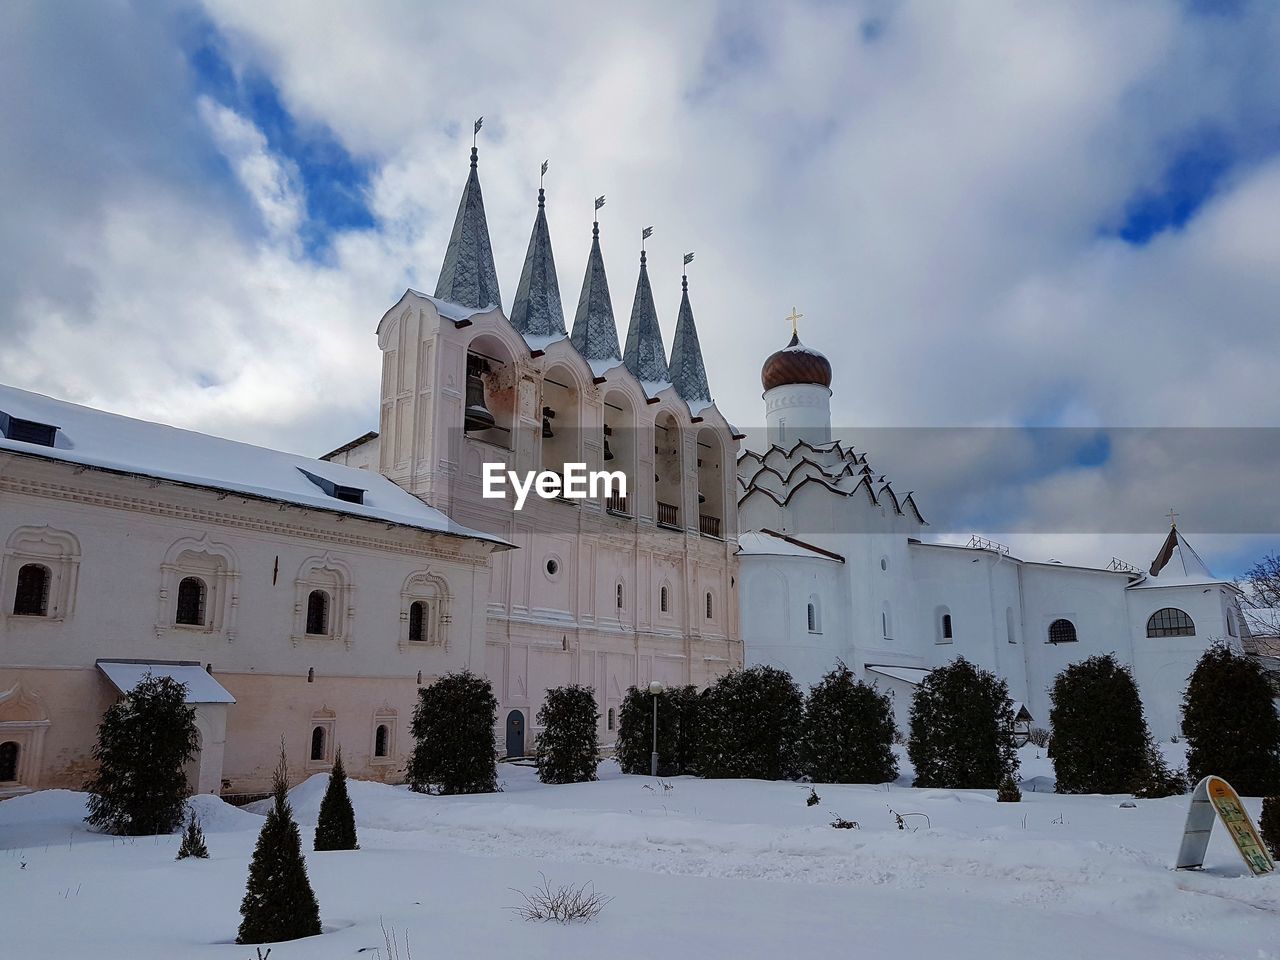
84 674 199 836
1182 645 1280 796
907 657 1019 789
535 685 600 784
697 665 804 780
615 684 700 776
314 746 358 851
408 670 498 795
1050 654 1158 794
801 663 898 784
1261 796 1280 859
176 810 208 860
237 745 322 944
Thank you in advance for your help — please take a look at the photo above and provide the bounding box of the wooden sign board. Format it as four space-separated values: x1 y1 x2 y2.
1175 775 1274 876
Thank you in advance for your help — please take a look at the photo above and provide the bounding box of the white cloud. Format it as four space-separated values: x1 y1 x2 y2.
2 0 1280 570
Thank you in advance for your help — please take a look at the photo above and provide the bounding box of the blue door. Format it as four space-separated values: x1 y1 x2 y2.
505 710 525 758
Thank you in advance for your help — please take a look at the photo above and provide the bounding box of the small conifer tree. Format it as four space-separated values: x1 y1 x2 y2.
1260 796 1280 859
175 809 209 860
313 746 358 851
1050 654 1157 794
802 663 899 784
697 665 804 780
615 684 701 776
907 657 1019 789
408 670 498 794
237 744 322 945
1182 645 1280 796
535 685 600 784
997 775 1022 802
84 674 199 836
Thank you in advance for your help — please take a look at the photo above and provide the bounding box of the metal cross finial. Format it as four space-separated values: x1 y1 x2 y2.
1167 507 1179 529
786 306 804 336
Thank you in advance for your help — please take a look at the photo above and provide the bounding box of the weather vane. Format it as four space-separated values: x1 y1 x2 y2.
683 251 694 273
473 116 483 147
642 225 653 251
787 306 804 337
540 159 549 188
594 195 605 216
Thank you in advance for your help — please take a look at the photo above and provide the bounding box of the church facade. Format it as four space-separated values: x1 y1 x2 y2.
737 330 1247 740
322 147 742 758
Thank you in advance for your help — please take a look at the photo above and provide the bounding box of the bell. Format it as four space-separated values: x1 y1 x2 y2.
698 492 706 504
463 357 496 433
603 424 614 461
542 406 556 439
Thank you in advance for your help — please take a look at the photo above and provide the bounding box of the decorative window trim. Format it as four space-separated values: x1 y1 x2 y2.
3 526 79 623
293 554 354 649
307 708 336 769
371 707 397 764
156 535 239 640
0 682 51 795
399 570 450 651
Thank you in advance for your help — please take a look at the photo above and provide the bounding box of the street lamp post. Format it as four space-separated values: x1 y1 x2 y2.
648 680 665 777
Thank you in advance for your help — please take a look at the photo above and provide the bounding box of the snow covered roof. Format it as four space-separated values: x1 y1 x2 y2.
737 529 844 562
0 383 507 547
404 289 495 324
1131 527 1224 589
96 660 236 704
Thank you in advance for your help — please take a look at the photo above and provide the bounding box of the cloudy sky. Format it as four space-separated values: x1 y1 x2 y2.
2 0 1279 574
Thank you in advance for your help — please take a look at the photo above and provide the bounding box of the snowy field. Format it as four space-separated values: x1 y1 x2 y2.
1 746 1277 960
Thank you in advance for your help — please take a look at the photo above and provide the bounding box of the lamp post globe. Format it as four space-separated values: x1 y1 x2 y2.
648 681 666 776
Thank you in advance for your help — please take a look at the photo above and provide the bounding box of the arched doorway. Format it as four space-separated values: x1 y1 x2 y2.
505 709 525 758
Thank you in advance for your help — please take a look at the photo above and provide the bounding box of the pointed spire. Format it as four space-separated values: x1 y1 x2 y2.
509 170 566 338
434 141 502 310
623 239 671 385
569 211 621 362
668 258 711 404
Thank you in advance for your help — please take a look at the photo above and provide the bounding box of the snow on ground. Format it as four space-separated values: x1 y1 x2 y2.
1 746 1276 960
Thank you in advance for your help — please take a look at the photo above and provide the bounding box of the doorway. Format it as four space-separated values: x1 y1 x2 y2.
505 710 525 758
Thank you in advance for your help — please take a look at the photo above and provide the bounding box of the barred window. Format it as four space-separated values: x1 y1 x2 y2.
175 577 207 626
409 600 427 643
1048 618 1077 644
306 590 330 635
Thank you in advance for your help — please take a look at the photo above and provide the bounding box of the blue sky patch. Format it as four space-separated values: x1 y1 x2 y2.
1111 131 1232 245
186 27 375 259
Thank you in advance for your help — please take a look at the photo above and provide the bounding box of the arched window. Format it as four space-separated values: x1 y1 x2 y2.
705 592 714 619
616 582 624 611
607 708 615 731
374 724 389 758
660 586 669 613
1006 606 1017 644
13 563 50 616
175 576 207 626
409 600 426 644
306 590 330 635
1147 607 1195 638
0 741 18 782
942 613 953 640
1048 618 1077 644
807 596 822 634
310 725 326 761
807 602 817 632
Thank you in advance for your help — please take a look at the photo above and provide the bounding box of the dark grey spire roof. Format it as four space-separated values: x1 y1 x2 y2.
434 147 502 310
668 273 711 403
569 221 621 362
623 250 670 385
509 187 566 338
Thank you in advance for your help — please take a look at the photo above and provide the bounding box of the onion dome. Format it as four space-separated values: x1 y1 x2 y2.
761 330 832 392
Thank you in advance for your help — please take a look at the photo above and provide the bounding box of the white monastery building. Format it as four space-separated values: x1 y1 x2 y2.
0 142 742 796
737 329 1249 740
